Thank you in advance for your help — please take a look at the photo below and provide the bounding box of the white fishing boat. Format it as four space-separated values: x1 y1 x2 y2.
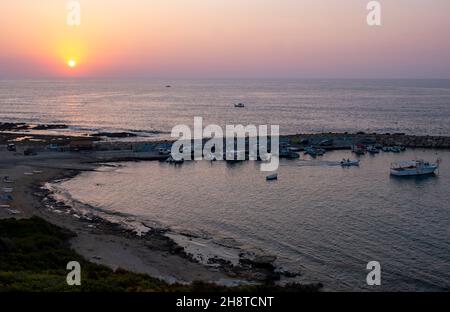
340 159 360 167
390 160 439 176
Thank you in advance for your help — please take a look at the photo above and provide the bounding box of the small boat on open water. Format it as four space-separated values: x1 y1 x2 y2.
341 159 360 167
266 173 278 181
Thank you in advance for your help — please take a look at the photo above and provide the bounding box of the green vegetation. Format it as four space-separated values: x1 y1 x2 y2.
0 217 321 292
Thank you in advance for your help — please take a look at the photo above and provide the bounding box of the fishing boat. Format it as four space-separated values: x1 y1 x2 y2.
288 146 302 152
390 160 439 176
234 103 245 108
367 146 379 154
304 146 325 157
159 148 171 155
383 146 402 153
166 156 184 164
280 148 300 159
2 176 14 183
266 173 278 181
0 194 13 201
340 159 360 167
352 144 366 155
7 144 16 152
316 148 326 156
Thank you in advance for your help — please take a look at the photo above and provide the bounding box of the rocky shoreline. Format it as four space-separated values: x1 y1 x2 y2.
3 121 450 150
30 166 306 285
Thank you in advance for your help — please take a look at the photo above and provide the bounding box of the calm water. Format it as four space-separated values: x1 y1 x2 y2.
53 149 450 291
1 79 450 137
5 79 450 290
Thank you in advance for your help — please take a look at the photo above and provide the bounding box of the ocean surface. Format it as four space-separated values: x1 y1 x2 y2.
3 79 450 291
1 79 450 137
51 149 450 291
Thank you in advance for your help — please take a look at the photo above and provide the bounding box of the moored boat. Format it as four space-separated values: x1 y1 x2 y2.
2 176 14 183
352 144 365 155
367 146 379 154
304 146 325 157
280 148 300 159
390 160 439 176
166 156 185 164
383 146 403 153
266 173 278 181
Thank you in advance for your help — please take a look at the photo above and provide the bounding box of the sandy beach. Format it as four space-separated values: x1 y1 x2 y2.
0 140 281 285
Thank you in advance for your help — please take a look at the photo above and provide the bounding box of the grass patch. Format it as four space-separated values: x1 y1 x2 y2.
0 217 321 292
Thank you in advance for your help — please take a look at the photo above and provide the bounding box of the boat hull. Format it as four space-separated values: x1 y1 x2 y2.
341 161 360 167
390 167 437 176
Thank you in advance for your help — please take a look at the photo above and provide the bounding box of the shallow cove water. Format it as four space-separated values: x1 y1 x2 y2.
53 148 450 291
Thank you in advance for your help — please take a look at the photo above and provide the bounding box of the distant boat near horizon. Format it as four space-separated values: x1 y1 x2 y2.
234 102 245 108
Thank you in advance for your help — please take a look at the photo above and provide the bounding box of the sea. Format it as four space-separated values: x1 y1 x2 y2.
1 79 450 137
2 79 450 291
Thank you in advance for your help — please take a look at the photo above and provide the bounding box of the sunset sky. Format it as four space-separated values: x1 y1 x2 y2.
1 0 450 78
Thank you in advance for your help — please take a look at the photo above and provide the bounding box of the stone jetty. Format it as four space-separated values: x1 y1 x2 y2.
285 132 450 149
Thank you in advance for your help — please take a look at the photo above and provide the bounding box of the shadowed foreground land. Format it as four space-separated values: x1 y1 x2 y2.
0 217 322 292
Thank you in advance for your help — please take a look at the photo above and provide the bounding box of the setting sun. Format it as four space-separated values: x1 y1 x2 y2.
68 59 77 68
